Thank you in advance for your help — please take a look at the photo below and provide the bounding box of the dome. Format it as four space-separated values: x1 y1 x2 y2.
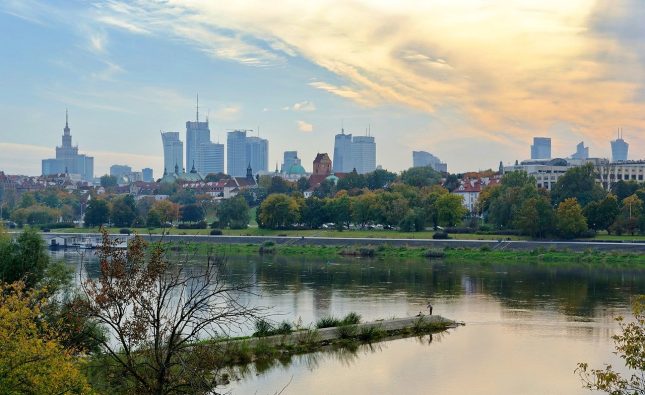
325 174 339 184
288 164 306 175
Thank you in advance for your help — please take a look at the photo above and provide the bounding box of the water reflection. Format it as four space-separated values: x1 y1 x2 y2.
52 251 645 395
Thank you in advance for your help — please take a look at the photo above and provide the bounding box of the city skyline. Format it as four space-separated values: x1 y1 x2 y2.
2 1 645 177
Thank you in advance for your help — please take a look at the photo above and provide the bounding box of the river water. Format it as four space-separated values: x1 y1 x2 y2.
51 250 644 395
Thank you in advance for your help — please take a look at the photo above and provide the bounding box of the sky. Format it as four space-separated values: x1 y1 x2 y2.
1 0 644 178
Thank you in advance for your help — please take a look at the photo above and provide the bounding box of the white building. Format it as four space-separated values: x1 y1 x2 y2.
161 131 183 175
351 136 376 174
227 130 247 177
333 130 353 173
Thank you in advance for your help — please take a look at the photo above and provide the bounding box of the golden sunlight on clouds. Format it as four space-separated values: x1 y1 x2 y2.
98 0 645 151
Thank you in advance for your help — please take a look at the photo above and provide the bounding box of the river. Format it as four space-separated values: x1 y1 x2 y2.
50 250 644 395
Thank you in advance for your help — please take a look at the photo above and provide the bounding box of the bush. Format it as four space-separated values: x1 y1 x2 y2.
176 221 208 229
578 229 597 239
253 319 274 337
424 248 445 258
316 316 341 329
341 312 361 325
119 228 131 235
478 224 492 232
209 229 223 235
432 232 450 239
358 325 385 341
444 227 476 234
336 324 358 339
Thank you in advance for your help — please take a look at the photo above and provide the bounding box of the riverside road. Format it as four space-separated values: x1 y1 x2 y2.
35 232 645 252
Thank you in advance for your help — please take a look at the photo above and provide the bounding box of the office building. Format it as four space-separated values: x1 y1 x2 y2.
412 151 448 172
530 137 551 160
570 142 589 160
246 136 269 174
281 151 302 173
161 131 183 175
611 130 629 162
351 136 376 174
333 129 353 173
185 96 211 173
110 165 132 177
198 142 225 175
41 111 94 181
227 130 247 177
142 168 154 182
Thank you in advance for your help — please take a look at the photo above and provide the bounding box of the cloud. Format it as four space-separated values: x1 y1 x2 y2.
297 120 313 132
89 31 107 53
214 105 241 121
292 101 316 112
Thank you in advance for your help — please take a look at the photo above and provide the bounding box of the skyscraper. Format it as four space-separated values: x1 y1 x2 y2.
110 164 132 177
412 151 447 172
198 142 225 175
281 151 301 173
611 130 629 162
245 136 269 174
351 136 376 174
161 131 183 175
227 130 247 177
185 95 211 173
333 129 353 173
531 137 551 160
142 168 154 182
570 142 589 160
41 111 94 181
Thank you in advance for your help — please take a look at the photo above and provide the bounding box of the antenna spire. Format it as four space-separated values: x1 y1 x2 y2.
196 93 199 122
65 108 68 128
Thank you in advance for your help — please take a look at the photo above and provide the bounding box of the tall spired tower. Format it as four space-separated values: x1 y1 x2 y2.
42 110 94 181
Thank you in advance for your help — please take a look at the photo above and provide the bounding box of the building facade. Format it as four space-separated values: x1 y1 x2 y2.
611 132 629 162
281 151 302 173
42 111 94 181
142 168 154 182
110 165 132 177
161 132 183 175
186 119 211 173
198 142 224 175
227 130 247 177
333 130 353 173
530 137 551 160
571 142 589 160
412 151 448 172
245 136 269 174
351 136 376 174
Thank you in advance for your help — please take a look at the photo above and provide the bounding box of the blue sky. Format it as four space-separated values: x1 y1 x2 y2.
1 0 644 177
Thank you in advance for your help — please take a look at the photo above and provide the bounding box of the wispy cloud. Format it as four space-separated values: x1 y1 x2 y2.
214 105 242 121
297 120 313 132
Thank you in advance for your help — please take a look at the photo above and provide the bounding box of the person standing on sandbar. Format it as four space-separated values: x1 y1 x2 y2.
427 302 433 315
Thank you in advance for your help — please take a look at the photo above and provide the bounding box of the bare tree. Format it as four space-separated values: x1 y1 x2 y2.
79 229 261 394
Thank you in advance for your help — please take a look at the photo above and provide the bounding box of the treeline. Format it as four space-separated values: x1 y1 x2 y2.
479 164 645 238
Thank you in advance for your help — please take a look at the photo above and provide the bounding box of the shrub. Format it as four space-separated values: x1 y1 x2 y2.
424 248 445 258
336 324 358 339
209 229 223 235
479 245 491 252
432 232 450 239
276 321 293 335
176 221 208 230
358 325 385 341
444 227 476 234
478 224 492 232
119 228 131 235
253 319 274 337
316 316 341 329
341 312 361 325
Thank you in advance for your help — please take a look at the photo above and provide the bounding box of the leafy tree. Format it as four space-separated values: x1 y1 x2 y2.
551 163 606 207
400 166 441 188
111 194 137 227
203 172 230 182
366 168 397 190
351 192 379 228
180 204 205 223
0 282 92 395
576 295 645 395
314 179 337 198
267 176 294 195
169 188 197 205
152 200 180 224
516 196 554 238
19 193 37 208
301 197 328 229
443 174 460 192
483 171 539 229
615 194 644 236
612 180 641 202
78 231 261 394
11 204 60 226
218 196 250 229
84 198 110 227
297 176 310 192
399 208 425 232
376 191 409 227
0 227 50 288
326 193 352 230
100 174 118 188
419 186 449 229
337 170 367 191
584 195 620 233
555 198 587 239
146 209 162 228
258 194 300 229
436 193 467 227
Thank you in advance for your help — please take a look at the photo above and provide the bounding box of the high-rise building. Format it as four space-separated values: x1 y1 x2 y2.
333 129 353 173
281 151 301 173
185 95 211 173
412 151 447 172
531 137 551 160
227 130 247 177
570 142 589 160
611 130 629 162
41 111 94 181
351 136 376 174
161 131 183 175
142 168 154 182
246 136 269 174
110 164 132 177
198 142 225 175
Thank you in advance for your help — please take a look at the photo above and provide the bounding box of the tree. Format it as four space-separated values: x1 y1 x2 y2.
180 204 205 223
365 168 397 190
111 194 137 227
301 197 328 229
11 204 60 226
326 193 352 230
337 170 367 191
267 176 294 195
375 191 409 227
483 171 539 229
576 295 645 395
400 166 441 188
443 174 460 192
169 188 197 205
297 176 310 192
218 196 250 229
419 186 449 230
146 209 162 228
0 282 92 395
84 199 110 227
204 172 229 182
100 174 118 188
152 200 180 225
555 198 587 239
616 194 644 236
78 230 261 394
399 209 425 232
516 196 554 238
258 194 300 229
584 195 620 233
612 180 641 202
436 193 467 227
351 192 378 228
551 163 606 207
0 227 50 288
